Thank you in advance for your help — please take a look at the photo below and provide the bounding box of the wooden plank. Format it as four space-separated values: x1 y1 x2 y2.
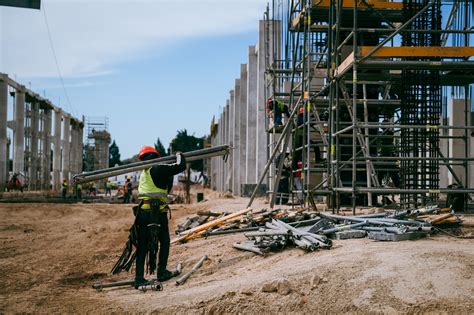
337 52 355 77
171 207 254 244
359 46 474 58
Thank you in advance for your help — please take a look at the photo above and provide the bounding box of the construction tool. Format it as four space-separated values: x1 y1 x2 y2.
92 278 163 292
138 280 163 292
175 255 208 286
73 145 230 184
92 261 181 291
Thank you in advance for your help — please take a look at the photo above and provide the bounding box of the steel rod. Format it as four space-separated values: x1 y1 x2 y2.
359 0 436 63
73 145 229 184
175 255 208 286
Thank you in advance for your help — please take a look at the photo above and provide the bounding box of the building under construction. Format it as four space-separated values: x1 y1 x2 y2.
210 0 474 212
0 74 84 192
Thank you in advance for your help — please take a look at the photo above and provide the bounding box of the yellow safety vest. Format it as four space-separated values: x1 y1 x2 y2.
138 168 169 210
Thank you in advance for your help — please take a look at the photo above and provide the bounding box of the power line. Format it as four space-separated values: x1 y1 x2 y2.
42 0 77 117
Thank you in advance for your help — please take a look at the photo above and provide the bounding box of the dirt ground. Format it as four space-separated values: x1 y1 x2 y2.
1 191 473 313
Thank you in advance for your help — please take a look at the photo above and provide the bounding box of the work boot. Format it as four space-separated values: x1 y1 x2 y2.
157 269 175 282
134 278 150 289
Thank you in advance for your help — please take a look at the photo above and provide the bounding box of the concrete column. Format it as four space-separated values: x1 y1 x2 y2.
222 103 226 191
52 109 62 190
239 64 248 196
219 112 225 192
42 109 52 189
210 131 215 189
256 21 267 184
0 74 8 191
216 116 222 191
75 125 81 174
224 100 230 191
29 102 39 189
77 125 84 174
227 94 234 192
70 123 77 176
233 80 241 196
62 114 71 181
13 86 25 175
246 46 258 185
439 114 449 189
448 99 470 185
256 20 281 189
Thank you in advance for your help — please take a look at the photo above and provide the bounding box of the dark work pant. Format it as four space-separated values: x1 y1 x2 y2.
135 209 170 281
124 193 130 203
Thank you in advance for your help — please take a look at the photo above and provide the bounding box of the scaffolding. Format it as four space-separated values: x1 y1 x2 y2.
84 116 110 173
263 0 474 213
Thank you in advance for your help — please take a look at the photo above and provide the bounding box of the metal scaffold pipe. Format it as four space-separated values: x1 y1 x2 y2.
73 145 230 184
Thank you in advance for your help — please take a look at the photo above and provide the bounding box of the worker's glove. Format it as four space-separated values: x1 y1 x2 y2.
175 151 183 164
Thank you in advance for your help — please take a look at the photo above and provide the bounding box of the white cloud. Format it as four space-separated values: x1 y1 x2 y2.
0 0 267 78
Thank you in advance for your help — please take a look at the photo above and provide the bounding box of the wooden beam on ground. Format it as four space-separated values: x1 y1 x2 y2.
171 207 254 244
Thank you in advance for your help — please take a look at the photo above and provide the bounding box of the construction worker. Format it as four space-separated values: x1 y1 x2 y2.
62 179 68 199
446 183 470 212
293 160 304 204
105 180 112 197
133 146 186 288
88 181 97 197
267 97 289 127
75 183 82 200
123 178 132 203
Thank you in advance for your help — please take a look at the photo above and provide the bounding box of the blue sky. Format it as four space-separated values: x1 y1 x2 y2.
1 0 268 159
1 1 472 159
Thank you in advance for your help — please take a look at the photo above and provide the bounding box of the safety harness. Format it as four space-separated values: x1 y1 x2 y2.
111 168 170 275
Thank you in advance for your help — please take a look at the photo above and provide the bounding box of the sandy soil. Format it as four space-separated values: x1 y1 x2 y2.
1 191 473 313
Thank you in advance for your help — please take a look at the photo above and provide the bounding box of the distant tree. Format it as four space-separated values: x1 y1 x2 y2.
154 137 168 157
109 140 121 166
169 129 204 171
121 155 139 165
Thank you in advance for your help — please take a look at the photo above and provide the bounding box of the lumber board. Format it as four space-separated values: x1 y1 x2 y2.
171 208 253 244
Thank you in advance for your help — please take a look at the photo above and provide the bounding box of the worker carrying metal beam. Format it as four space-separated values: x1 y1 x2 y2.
111 145 186 289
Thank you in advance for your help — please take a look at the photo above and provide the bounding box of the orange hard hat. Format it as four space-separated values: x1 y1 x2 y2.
138 146 160 160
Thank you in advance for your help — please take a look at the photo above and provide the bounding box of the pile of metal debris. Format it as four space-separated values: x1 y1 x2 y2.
231 205 463 255
173 205 463 255
174 208 318 242
234 219 332 255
